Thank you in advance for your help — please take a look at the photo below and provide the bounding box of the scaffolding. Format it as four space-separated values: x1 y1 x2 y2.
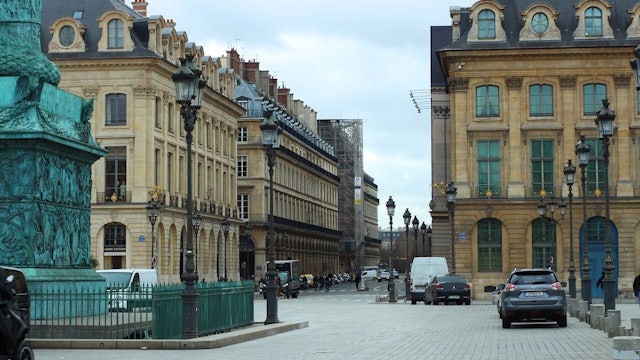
317 119 364 271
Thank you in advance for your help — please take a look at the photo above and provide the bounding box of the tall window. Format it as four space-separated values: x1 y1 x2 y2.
478 9 496 39
585 7 603 37
531 139 554 194
237 194 249 220
104 223 126 253
237 127 248 143
530 84 553 116
107 19 124 48
154 97 162 128
105 146 126 200
476 85 499 116
478 218 502 271
586 138 605 195
168 103 175 133
532 217 556 269
106 93 126 126
583 83 607 115
237 155 248 177
477 140 500 196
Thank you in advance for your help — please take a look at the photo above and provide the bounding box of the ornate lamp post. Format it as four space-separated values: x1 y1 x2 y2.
426 225 432 257
445 182 457 274
564 160 577 298
386 196 397 303
420 222 427 257
595 99 616 311
575 135 591 303
412 216 419 263
241 222 252 280
403 209 411 267
146 201 159 269
172 55 205 339
536 193 565 271
261 106 282 324
221 216 230 281
193 211 201 274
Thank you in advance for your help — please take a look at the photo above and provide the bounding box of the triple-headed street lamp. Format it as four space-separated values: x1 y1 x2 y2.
445 182 457 274
595 99 616 311
172 54 205 339
261 105 282 324
386 196 397 303
575 135 591 304
564 160 577 299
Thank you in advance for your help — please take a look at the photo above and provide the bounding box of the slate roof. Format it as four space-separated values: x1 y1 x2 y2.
445 0 640 51
40 0 162 60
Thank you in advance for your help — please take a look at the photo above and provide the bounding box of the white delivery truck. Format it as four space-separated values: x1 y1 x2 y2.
408 257 449 304
97 269 158 311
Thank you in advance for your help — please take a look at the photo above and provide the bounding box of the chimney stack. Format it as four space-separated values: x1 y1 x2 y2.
132 0 148 17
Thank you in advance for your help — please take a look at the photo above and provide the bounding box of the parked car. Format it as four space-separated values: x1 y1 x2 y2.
424 275 471 305
378 270 391 282
392 270 399 279
500 268 567 328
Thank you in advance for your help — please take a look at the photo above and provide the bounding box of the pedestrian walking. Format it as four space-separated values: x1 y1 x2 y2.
596 271 605 297
355 272 361 290
633 271 640 307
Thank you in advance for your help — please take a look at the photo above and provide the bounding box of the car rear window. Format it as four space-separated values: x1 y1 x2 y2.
510 272 556 285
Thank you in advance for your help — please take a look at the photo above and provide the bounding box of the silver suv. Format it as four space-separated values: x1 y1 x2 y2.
500 268 567 328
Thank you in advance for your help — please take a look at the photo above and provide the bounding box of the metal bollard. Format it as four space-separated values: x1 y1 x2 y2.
612 336 640 360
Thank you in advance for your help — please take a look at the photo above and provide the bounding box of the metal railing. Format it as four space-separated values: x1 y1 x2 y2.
28 281 254 340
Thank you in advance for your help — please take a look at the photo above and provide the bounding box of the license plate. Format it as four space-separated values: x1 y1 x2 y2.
525 291 543 297
448 295 460 299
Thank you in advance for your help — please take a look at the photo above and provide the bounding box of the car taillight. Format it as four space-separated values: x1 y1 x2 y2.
505 283 517 292
550 282 563 290
435 284 443 289
465 284 471 289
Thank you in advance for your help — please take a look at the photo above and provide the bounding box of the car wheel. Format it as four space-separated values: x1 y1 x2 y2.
465 299 471 305
424 300 431 305
502 316 511 329
432 300 438 305
411 299 417 305
557 313 567 328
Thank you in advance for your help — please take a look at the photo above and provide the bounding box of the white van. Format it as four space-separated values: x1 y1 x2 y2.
409 257 449 304
97 269 158 311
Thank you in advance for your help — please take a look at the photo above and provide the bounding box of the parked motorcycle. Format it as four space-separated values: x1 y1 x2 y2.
0 266 34 360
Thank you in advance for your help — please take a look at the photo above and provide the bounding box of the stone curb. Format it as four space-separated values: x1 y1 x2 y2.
28 321 309 350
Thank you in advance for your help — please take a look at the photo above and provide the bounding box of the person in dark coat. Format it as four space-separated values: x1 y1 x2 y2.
633 271 640 307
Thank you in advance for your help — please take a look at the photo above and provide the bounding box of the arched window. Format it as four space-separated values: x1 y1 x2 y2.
108 19 124 48
478 9 496 39
478 218 502 271
585 7 602 37
529 84 553 116
476 85 499 116
532 217 556 269
104 222 127 253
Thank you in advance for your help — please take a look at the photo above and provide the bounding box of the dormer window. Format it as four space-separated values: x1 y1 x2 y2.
108 19 124 49
59 25 75 46
478 10 496 39
585 7 603 36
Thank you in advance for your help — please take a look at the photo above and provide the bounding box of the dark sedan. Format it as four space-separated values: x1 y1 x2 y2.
423 275 471 305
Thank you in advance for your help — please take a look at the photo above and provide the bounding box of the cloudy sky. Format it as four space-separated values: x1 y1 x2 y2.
147 0 478 227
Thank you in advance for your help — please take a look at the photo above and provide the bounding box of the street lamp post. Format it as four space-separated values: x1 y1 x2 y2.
564 160 577 299
576 135 591 304
221 216 230 281
420 222 427 257
445 182 457 274
412 216 419 263
193 211 201 274
386 196 397 303
403 209 411 267
536 193 566 271
595 99 616 311
241 223 252 280
146 202 159 269
261 105 282 324
426 225 432 257
172 55 205 339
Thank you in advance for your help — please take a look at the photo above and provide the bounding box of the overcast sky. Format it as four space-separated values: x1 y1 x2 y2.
147 0 478 228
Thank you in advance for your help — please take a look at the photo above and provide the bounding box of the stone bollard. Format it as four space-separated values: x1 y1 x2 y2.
591 304 605 329
607 310 622 338
578 301 589 322
569 298 579 317
612 336 640 360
